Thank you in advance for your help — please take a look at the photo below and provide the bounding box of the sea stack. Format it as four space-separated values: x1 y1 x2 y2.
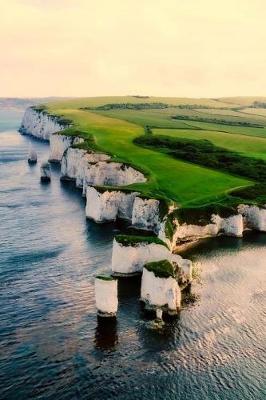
40 162 51 183
95 275 118 317
141 260 181 315
28 148 37 164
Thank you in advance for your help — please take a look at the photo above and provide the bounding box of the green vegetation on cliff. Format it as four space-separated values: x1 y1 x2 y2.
44 96 266 208
144 260 175 278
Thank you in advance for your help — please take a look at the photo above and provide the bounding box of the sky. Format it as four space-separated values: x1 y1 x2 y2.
0 0 266 98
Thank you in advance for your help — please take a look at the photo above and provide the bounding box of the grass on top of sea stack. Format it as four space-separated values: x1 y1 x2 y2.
144 260 175 278
115 235 169 249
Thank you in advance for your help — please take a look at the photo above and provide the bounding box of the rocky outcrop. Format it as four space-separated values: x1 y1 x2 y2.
84 162 146 187
160 213 245 248
61 147 88 185
238 204 266 231
212 214 243 237
19 107 66 140
95 276 118 317
49 134 84 162
40 162 51 183
86 187 138 223
141 266 181 314
172 221 219 243
61 147 145 189
111 237 192 280
111 239 170 275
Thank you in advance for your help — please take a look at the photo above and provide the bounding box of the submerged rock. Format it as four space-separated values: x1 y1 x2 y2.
40 162 51 183
95 275 118 317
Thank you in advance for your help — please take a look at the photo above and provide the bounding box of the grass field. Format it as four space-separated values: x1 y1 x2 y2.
153 128 266 161
44 96 266 207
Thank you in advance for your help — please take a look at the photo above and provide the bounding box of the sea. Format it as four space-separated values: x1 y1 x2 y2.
0 108 265 400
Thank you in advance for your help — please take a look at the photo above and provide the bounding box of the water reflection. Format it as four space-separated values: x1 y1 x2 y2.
94 317 118 350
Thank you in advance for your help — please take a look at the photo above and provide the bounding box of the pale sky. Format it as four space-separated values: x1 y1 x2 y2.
1 0 266 97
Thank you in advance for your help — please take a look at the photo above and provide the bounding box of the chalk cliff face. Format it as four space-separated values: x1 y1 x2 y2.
238 205 266 231
49 134 84 162
61 147 145 189
141 268 181 312
173 221 219 243
131 197 161 233
84 162 146 187
112 240 170 275
19 108 66 140
86 187 138 223
212 214 244 237
86 187 163 230
111 238 192 279
94 277 118 316
19 109 264 246
164 213 245 247
61 147 88 185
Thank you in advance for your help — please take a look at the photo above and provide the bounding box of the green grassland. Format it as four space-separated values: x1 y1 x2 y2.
45 96 266 208
153 128 266 161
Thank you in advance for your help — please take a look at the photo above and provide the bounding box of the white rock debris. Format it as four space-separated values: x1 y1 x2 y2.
95 277 118 317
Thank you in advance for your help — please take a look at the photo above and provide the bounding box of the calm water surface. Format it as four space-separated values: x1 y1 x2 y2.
0 110 265 400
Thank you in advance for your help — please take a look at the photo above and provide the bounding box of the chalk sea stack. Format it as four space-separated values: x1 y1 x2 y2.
141 260 182 315
95 275 118 317
28 148 37 164
40 162 51 183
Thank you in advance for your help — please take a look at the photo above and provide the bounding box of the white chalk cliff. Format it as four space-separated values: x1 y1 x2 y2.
19 108 264 247
61 147 145 190
20 107 66 140
86 187 138 222
212 214 244 237
238 204 266 231
131 197 161 233
111 238 192 281
49 134 84 162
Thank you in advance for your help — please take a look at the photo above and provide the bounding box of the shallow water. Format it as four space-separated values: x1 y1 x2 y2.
0 110 265 400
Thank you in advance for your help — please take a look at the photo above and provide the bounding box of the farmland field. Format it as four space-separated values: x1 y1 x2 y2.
46 96 266 207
